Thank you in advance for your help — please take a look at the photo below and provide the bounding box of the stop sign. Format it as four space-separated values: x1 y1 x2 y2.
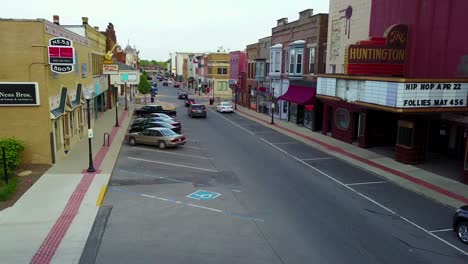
206 88 211 93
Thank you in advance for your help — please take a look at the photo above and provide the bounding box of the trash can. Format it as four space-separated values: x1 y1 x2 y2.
151 97 155 103
209 98 214 105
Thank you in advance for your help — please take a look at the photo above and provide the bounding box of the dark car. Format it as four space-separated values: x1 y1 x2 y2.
188 104 206 118
162 81 168 86
129 121 181 134
185 98 197 107
133 105 177 117
453 205 468 244
178 92 188 99
132 116 180 128
174 82 180 88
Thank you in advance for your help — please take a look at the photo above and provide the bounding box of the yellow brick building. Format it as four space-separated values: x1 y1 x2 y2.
0 18 108 164
206 53 231 99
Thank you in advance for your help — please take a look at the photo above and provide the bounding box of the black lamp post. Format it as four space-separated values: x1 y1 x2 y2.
114 83 119 127
234 87 238 110
271 86 275 125
124 82 128 111
84 89 96 173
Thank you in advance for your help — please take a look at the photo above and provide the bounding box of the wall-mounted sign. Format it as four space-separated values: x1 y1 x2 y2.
48 37 75 74
345 24 408 76
398 82 468 108
0 82 40 106
103 64 119 75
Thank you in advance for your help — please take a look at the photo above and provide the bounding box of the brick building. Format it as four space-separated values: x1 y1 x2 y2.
255 36 272 115
317 0 468 183
229 51 247 106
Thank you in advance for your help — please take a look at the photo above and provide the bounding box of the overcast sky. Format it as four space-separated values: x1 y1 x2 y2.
2 0 329 61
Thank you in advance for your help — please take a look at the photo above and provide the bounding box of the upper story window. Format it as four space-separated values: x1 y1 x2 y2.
287 40 305 77
309 47 316 74
269 44 283 75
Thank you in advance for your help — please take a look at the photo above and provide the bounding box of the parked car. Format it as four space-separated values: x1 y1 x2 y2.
178 92 188 99
162 81 168 86
125 128 186 149
453 205 468 244
188 104 207 118
148 113 174 120
133 104 177 117
174 82 180 88
131 117 181 130
129 121 181 134
185 98 197 107
216 102 234 113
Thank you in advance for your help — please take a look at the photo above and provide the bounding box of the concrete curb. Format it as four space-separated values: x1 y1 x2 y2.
234 107 468 209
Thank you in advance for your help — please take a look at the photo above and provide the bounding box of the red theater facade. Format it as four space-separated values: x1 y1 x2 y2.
317 0 468 182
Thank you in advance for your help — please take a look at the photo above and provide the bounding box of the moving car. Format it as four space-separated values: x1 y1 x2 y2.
125 128 186 149
133 104 177 117
178 92 188 99
216 102 234 113
162 81 168 86
131 117 181 130
188 104 207 118
453 205 468 244
129 121 181 134
185 98 197 107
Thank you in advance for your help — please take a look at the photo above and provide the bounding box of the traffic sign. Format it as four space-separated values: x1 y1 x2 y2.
121 73 129 81
187 190 221 201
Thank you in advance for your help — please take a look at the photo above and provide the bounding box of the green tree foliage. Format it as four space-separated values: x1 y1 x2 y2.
0 138 26 169
139 74 151 103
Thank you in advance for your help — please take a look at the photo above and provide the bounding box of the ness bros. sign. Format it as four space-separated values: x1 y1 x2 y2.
345 24 408 76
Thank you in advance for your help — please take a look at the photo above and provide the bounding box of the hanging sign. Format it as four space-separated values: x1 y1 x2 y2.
48 37 75 74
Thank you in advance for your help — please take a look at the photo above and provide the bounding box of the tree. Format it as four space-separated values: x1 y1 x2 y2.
138 74 151 103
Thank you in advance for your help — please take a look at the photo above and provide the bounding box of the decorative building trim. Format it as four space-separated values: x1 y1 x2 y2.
45 21 91 47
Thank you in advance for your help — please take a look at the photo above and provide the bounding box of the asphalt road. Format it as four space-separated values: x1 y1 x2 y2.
83 81 468 264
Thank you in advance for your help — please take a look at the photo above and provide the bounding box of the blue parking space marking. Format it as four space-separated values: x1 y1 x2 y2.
187 190 221 201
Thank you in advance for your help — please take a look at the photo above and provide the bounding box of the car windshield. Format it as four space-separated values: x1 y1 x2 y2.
160 128 176 136
221 102 231 106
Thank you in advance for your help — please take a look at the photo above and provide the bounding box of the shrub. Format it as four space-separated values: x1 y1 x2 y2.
0 176 18 201
0 138 26 170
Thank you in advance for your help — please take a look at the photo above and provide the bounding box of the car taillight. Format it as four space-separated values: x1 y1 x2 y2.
203 109 207 112
191 110 195 112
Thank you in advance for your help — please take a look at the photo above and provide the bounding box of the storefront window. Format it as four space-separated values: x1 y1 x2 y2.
290 103 298 123
397 120 414 148
70 111 75 137
335 108 350 130
54 120 61 151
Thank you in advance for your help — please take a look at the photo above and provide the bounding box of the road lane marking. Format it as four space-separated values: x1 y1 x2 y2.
133 147 214 160
346 181 388 186
429 228 453 233
232 189 242 193
109 187 263 221
128 157 219 172
260 138 468 257
300 157 333 161
208 108 255 135
183 146 207 150
118 169 210 186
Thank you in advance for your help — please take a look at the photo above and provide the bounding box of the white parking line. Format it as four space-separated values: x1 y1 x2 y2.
345 181 388 186
208 109 255 135
429 228 453 233
300 157 333 161
133 147 214 160
232 189 242 193
128 157 219 172
260 138 468 256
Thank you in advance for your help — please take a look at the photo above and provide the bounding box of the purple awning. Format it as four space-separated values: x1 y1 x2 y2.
278 85 316 105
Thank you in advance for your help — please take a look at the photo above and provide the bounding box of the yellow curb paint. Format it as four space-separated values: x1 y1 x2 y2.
96 185 108 207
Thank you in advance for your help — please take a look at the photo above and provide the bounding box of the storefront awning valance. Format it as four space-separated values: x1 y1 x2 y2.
278 85 316 105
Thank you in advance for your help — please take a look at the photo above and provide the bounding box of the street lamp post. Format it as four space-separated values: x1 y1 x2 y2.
84 89 96 173
129 85 133 101
271 86 275 125
114 82 119 127
124 82 128 111
234 87 238 110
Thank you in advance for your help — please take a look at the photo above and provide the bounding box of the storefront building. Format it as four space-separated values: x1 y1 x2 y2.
269 9 328 128
206 53 231 100
0 17 109 165
255 36 272 115
229 51 246 104
318 0 468 182
245 43 259 110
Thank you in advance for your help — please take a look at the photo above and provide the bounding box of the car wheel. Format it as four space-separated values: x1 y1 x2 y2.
158 141 166 149
457 222 468 244
129 137 137 146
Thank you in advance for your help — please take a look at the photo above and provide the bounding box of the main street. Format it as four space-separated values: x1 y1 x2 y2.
84 82 468 264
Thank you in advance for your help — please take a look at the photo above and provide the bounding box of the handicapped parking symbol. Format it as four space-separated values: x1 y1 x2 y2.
187 190 221 201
